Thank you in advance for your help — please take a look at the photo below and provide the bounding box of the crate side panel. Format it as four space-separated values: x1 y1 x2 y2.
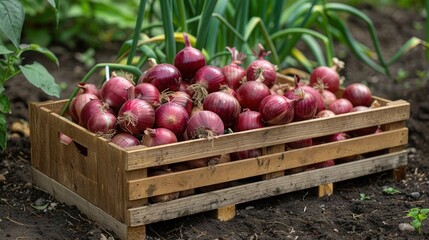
29 102 53 174
126 102 410 170
96 139 128 222
31 168 129 240
127 128 408 199
128 151 408 226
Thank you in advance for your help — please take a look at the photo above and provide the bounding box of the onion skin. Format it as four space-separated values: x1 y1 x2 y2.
87 110 117 135
155 102 189 137
77 83 101 99
301 85 324 113
79 99 114 128
234 109 265 132
69 92 99 123
101 75 134 112
203 91 241 128
134 82 161 108
193 65 227 93
163 91 193 116
285 89 318 121
328 98 353 115
309 66 340 93
246 44 277 88
141 128 178 147
174 32 206 81
315 109 336 118
117 98 155 136
185 110 224 140
138 58 182 92
222 47 246 90
342 83 372 107
259 94 295 126
110 132 140 147
321 89 337 107
236 80 271 111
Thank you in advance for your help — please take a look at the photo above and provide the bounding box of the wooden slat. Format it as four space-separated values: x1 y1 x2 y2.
125 101 410 170
128 151 408 226
29 102 52 174
127 128 408 199
31 168 129 240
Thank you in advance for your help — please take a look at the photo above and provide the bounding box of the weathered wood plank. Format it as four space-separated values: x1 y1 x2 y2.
127 128 407 199
31 168 129 240
128 151 408 226
125 101 410 170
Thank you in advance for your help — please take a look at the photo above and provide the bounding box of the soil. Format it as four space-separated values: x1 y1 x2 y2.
1 5 428 240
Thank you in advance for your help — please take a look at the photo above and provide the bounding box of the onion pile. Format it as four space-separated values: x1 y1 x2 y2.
67 39 381 199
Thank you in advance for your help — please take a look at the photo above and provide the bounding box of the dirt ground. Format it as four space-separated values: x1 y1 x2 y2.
1 5 428 240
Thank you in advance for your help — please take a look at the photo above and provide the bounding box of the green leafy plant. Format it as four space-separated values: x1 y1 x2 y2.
0 0 60 149
407 207 429 235
382 186 402 195
359 193 371 201
115 0 428 76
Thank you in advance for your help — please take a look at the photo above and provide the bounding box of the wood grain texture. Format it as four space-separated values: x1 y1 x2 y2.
127 151 408 226
127 128 408 200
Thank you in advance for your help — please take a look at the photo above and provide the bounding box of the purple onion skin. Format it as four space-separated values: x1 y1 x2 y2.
285 89 318 121
342 83 372 107
259 95 295 126
110 133 140 147
101 76 133 112
139 63 182 92
118 99 155 136
246 59 277 88
203 91 241 128
236 81 271 111
155 102 189 137
234 109 265 132
193 66 227 93
174 33 206 81
185 110 224 140
328 98 353 115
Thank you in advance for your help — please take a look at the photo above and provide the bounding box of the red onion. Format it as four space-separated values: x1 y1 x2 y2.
221 47 246 90
138 58 182 92
309 59 343 93
285 76 318 121
270 83 291 96
77 83 101 99
101 73 134 112
315 109 336 118
174 32 206 81
79 99 114 128
328 98 353 115
236 78 271 111
87 108 117 135
185 110 224 140
234 109 265 132
321 89 337 107
203 90 241 127
189 65 227 104
259 94 295 126
110 132 140 147
117 87 155 136
162 91 193 115
69 88 99 123
342 83 372 107
134 82 161 108
329 132 351 142
301 85 325 113
246 44 277 88
155 102 189 137
141 128 178 147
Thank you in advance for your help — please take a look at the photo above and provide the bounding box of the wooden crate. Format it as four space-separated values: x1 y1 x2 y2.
29 74 409 240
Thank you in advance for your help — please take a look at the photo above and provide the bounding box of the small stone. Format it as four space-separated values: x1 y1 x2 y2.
0 174 5 182
398 223 415 232
409 192 421 199
245 206 254 210
34 198 47 206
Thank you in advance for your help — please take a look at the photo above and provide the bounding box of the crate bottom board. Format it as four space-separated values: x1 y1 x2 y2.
31 150 407 240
